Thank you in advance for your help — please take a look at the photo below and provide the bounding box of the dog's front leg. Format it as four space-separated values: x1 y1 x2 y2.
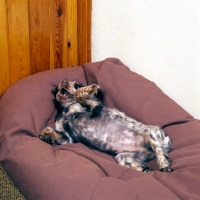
37 127 71 145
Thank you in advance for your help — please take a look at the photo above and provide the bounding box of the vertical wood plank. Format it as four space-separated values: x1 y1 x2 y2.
49 0 73 69
59 0 69 68
86 0 92 63
0 0 10 96
85 0 91 63
49 0 62 69
66 0 78 67
7 0 30 84
28 0 50 74
51 0 79 68
77 0 91 65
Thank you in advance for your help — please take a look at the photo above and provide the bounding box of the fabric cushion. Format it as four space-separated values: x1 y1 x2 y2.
0 58 200 200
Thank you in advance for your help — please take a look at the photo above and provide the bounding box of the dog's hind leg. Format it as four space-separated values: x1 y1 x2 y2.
148 127 173 172
37 127 72 145
115 152 152 172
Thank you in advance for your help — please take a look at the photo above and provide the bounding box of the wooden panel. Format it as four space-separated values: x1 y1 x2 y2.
7 0 30 84
0 0 91 97
66 0 78 67
77 0 91 65
28 0 50 74
49 0 78 68
49 0 63 69
49 0 88 68
59 0 69 68
0 0 10 96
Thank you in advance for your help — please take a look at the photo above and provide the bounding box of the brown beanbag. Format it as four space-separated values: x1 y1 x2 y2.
0 58 200 200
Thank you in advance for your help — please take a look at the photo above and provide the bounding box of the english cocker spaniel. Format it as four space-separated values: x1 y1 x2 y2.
38 80 173 172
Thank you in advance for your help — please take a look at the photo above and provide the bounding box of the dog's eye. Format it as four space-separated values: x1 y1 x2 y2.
74 82 83 90
61 88 68 95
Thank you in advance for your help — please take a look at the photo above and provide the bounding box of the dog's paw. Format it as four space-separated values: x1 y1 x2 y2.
75 84 100 100
37 127 54 145
142 166 153 172
159 167 173 172
38 134 53 144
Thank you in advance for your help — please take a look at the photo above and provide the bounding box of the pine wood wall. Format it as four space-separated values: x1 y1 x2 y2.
0 0 91 97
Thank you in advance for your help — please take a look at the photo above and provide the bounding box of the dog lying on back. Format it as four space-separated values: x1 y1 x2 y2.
38 80 173 172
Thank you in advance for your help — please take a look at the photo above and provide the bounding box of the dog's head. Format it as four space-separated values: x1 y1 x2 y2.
56 80 83 107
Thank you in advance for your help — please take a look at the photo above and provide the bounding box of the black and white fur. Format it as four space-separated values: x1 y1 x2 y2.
38 81 173 172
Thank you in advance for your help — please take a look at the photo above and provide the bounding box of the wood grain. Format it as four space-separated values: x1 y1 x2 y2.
0 0 91 97
66 0 78 67
7 0 30 84
49 0 70 69
28 0 50 74
59 0 68 68
77 0 91 65
49 0 62 69
0 0 10 96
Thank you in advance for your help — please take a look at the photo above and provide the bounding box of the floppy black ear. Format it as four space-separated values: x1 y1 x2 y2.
51 87 59 96
51 87 62 119
74 81 83 89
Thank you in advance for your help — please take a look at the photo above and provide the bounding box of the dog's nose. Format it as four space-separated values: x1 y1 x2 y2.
62 81 68 86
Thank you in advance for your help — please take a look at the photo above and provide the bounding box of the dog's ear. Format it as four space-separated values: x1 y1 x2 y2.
95 88 103 102
51 87 58 96
74 81 83 89
51 87 62 119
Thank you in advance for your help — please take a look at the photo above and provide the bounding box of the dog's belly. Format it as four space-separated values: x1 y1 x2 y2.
68 116 145 152
96 122 145 152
